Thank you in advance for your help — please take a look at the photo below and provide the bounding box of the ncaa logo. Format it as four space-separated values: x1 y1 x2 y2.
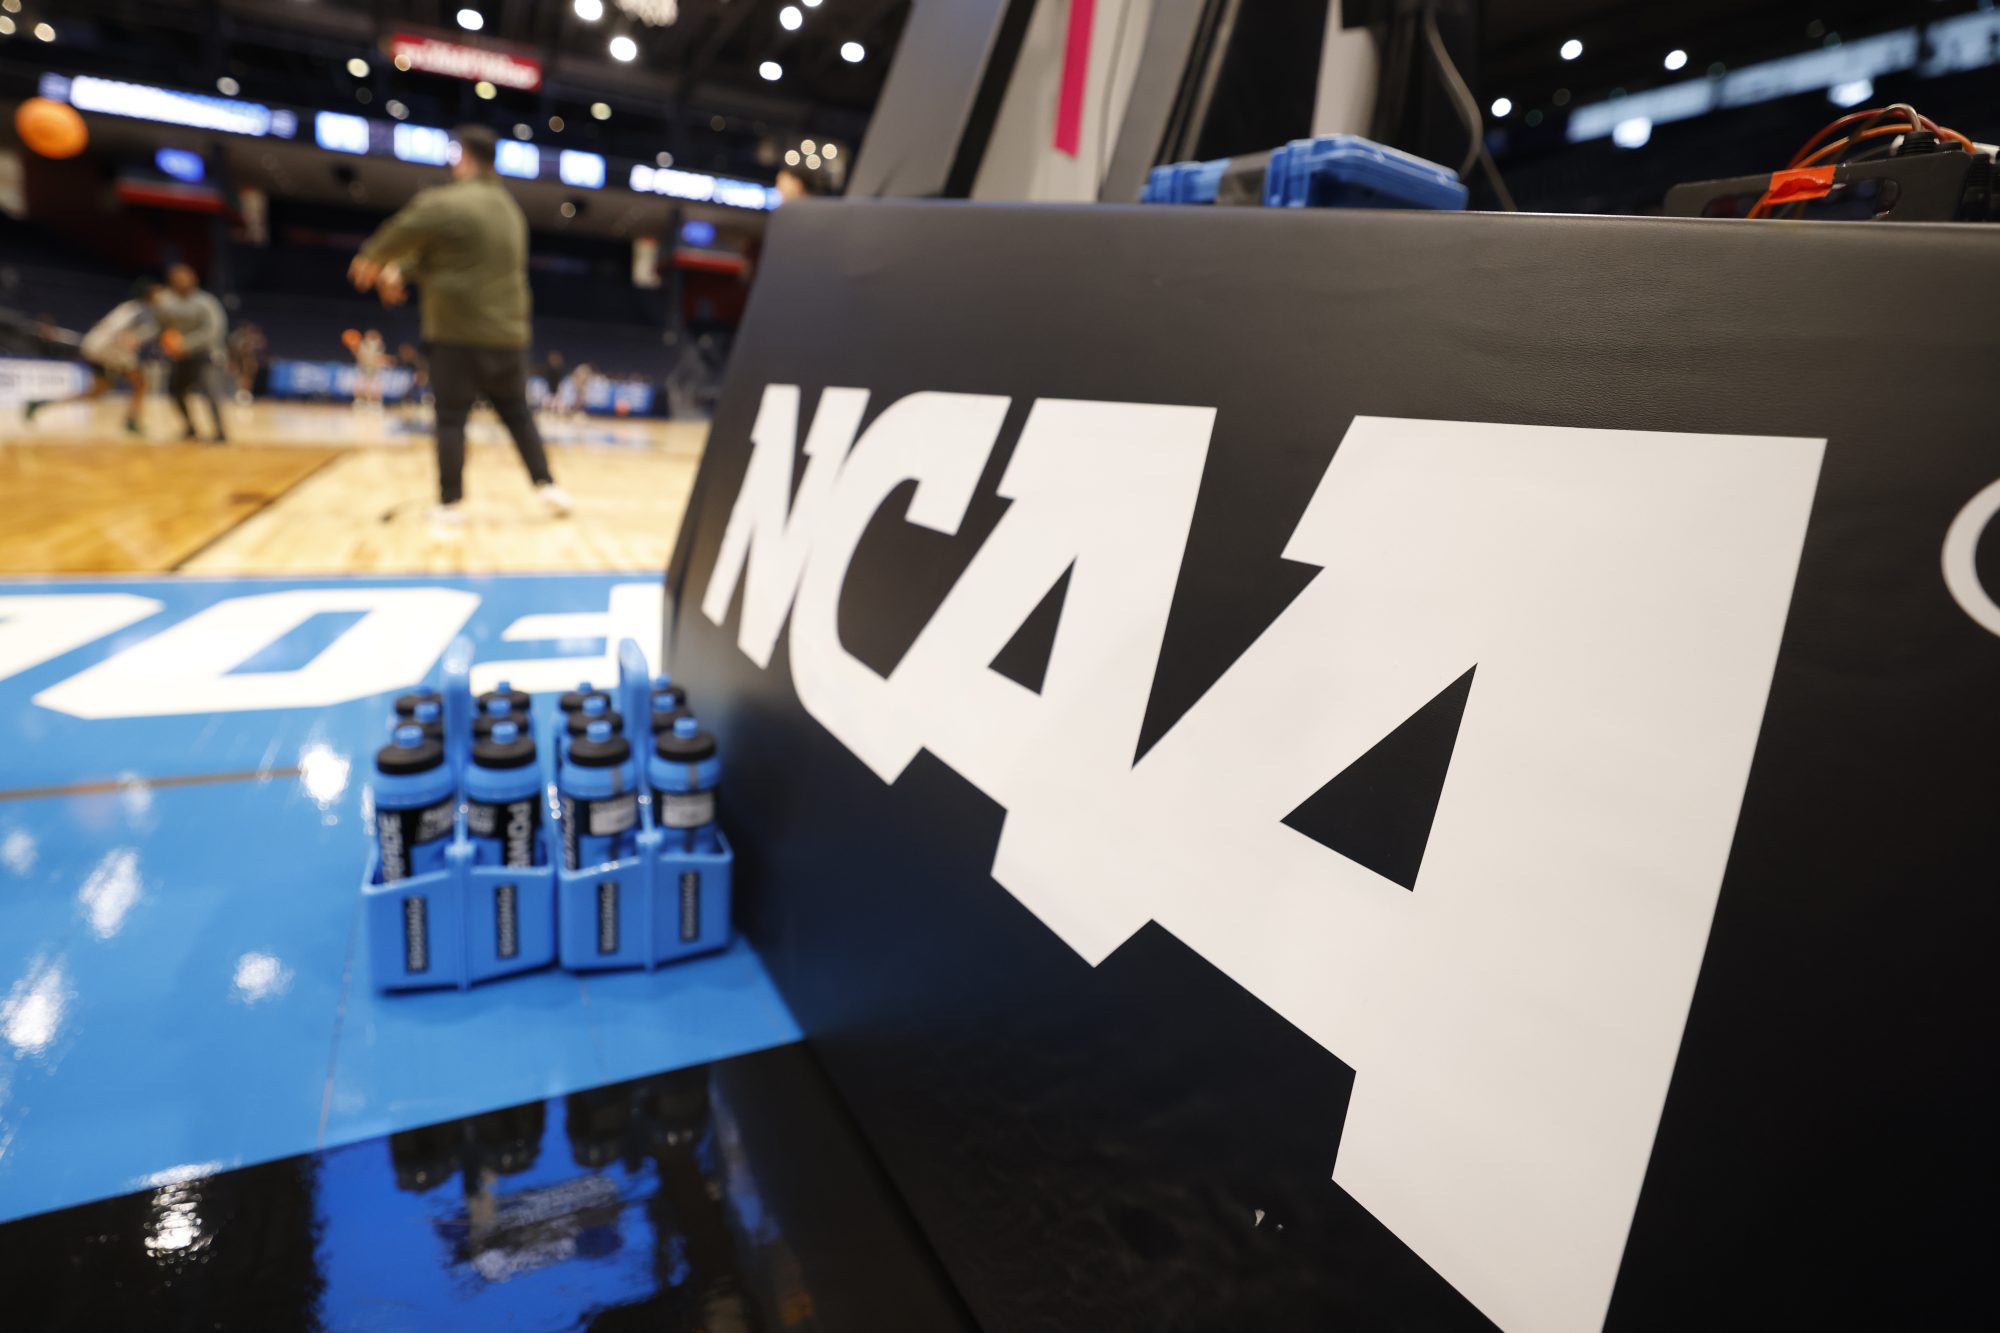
1943 479 2000 638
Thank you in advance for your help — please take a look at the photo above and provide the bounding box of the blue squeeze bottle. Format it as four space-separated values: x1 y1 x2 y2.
473 695 520 738
649 714 720 854
558 681 609 718
373 723 455 882
565 692 624 737
558 719 638 870
465 720 542 867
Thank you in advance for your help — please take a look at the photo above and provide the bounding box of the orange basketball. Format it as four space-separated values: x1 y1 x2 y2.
15 98 88 160
614 401 632 417
159 328 184 358
342 328 362 352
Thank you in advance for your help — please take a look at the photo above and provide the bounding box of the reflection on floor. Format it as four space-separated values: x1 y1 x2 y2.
1 399 707 576
1 1044 975 1333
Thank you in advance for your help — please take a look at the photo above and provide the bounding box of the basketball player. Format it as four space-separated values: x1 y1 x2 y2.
347 124 571 526
353 329 389 409
151 263 229 444
23 277 159 434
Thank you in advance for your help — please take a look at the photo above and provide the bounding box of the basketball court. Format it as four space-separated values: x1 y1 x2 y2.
0 403 975 1323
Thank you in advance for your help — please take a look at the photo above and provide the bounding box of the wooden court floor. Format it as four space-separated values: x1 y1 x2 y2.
0 398 707 575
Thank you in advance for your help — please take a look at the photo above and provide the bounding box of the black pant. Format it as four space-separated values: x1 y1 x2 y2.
168 355 226 441
428 343 554 506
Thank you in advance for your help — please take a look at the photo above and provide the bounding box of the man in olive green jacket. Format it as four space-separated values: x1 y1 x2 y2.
348 124 571 525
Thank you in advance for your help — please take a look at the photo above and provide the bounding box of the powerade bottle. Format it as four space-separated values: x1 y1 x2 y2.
650 674 687 714
411 698 444 742
565 693 624 737
374 724 455 883
473 695 521 738
394 689 441 720
477 680 531 718
649 715 720 854
558 719 638 870
465 720 542 867
559 681 609 718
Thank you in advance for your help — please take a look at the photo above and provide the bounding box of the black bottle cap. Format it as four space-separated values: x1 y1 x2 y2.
654 716 716 763
558 684 608 714
568 720 631 768
566 707 624 736
376 725 445 775
394 689 442 718
472 721 537 769
477 684 532 714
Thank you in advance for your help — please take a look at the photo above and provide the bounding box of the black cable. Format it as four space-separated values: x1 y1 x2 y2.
1420 5 1516 210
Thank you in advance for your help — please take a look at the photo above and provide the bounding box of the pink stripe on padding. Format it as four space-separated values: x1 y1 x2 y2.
1054 0 1097 157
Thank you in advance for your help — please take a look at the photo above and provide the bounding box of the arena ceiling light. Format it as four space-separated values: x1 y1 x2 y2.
1664 48 1688 72
823 143 836 159
784 149 799 165
456 8 484 32
216 76 239 95
1559 38 1582 61
512 123 532 139
34 20 53 41
346 58 369 78
779 6 802 31
386 100 408 119
759 60 782 81
609 34 637 61
474 80 497 99
590 101 612 120
1489 97 1511 118
574 0 604 19
840 41 864 63
655 150 673 166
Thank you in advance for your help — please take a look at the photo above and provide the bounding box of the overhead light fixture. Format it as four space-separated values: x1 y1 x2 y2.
779 5 802 30
474 80 497 99
840 41 864 63
513 123 532 139
387 100 408 119
1 2 18 13
575 0 604 19
1664 48 1688 71
1828 77 1873 108
803 0 821 7
33 20 53 41
1 16 21 35
805 152 820 169
801 138 816 154
823 143 836 160
346 58 369 78
559 200 577 218
1490 97 1512 118
549 115 566 131
216 76 240 95
394 53 411 71
759 60 782 81
609 34 637 61
784 149 800 165
456 8 484 32
1560 38 1582 61
590 101 612 120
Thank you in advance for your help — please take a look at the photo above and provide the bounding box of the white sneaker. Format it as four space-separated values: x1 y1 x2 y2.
537 483 574 517
428 503 465 535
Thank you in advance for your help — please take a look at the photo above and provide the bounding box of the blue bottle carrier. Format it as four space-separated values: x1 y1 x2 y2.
1140 133 1468 212
361 637 731 990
